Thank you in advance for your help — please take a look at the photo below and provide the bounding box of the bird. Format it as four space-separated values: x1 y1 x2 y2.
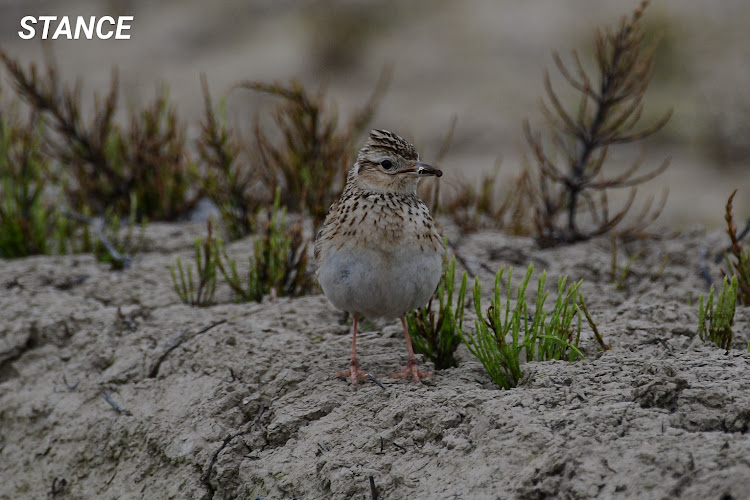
315 129 444 387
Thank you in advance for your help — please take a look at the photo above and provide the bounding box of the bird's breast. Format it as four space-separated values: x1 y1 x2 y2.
315 192 444 318
317 242 443 320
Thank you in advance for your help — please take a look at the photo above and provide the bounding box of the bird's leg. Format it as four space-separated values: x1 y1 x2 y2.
334 313 368 386
391 317 431 382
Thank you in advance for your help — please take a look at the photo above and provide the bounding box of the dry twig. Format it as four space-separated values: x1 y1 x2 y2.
722 190 750 304
149 319 228 378
524 1 671 247
101 391 132 416
0 47 197 220
234 67 390 227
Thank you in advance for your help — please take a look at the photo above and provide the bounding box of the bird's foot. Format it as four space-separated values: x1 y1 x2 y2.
333 359 370 387
390 358 431 383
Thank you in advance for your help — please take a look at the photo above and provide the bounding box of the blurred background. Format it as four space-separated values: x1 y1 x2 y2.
1 0 748 229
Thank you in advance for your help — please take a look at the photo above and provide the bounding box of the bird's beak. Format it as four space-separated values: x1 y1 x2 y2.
404 161 442 177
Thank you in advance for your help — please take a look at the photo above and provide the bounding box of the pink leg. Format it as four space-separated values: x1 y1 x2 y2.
333 313 368 386
390 317 431 383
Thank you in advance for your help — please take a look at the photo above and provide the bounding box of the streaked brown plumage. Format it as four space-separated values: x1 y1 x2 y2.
315 129 444 386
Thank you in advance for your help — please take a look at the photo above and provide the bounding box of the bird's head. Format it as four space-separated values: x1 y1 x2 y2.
347 129 442 195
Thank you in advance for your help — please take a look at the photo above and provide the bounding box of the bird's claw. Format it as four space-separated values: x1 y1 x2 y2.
390 359 431 383
333 359 370 388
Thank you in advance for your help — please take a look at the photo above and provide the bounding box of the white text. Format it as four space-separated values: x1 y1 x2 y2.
18 16 133 40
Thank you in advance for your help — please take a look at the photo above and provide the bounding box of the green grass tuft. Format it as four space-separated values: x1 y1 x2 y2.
170 221 219 307
461 264 584 389
698 275 738 350
0 107 53 258
217 191 314 303
406 257 468 370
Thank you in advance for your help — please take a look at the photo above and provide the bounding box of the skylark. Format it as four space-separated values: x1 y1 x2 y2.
315 129 444 386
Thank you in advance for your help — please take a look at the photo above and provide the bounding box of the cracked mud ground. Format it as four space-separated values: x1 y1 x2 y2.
2 223 750 499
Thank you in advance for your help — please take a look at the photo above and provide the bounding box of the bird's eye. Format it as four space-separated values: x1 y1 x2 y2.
380 159 393 170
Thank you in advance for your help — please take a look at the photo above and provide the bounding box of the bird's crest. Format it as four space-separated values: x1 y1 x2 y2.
358 129 418 162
